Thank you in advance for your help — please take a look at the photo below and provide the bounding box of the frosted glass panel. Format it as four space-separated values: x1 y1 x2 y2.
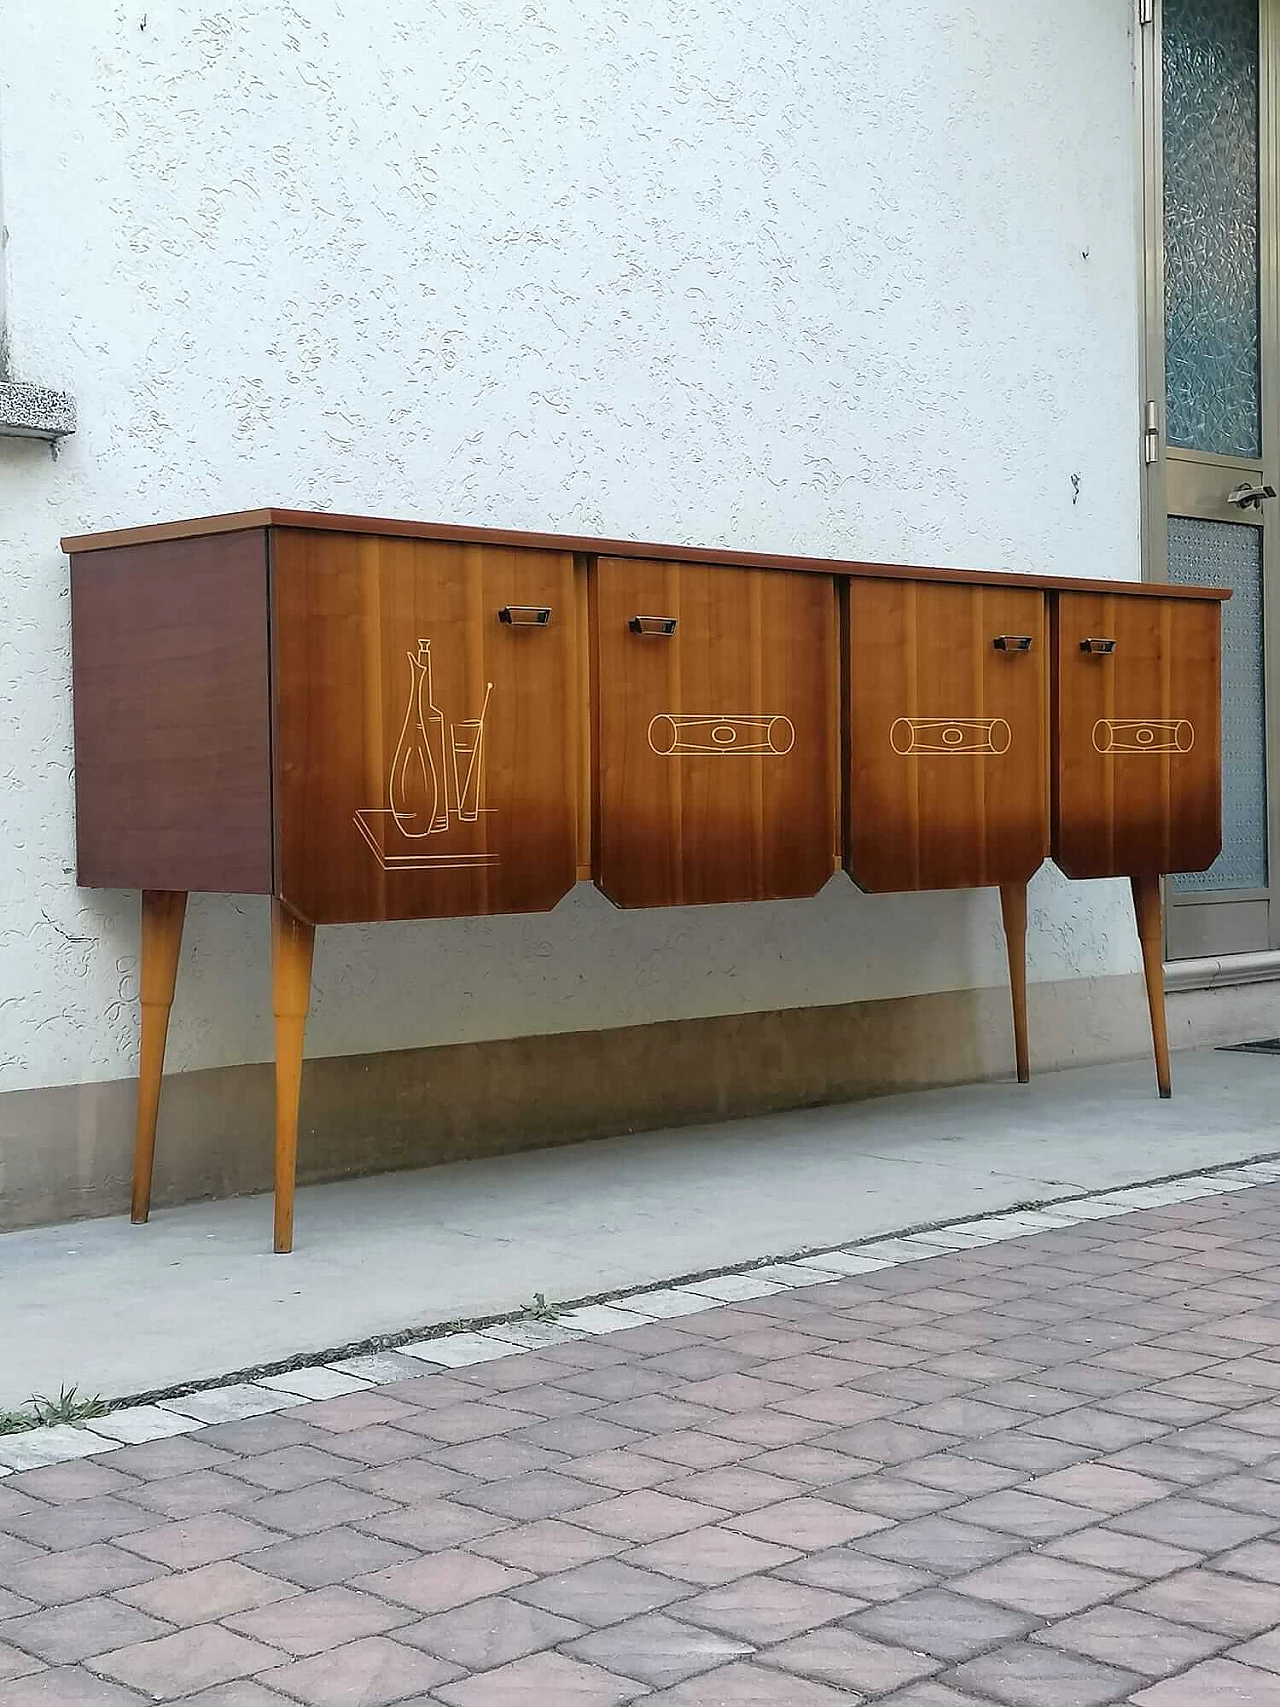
1168 517 1266 890
1163 0 1261 458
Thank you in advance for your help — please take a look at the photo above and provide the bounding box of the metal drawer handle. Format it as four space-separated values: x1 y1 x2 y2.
993 635 1033 653
1080 637 1117 655
499 605 552 627
629 615 678 637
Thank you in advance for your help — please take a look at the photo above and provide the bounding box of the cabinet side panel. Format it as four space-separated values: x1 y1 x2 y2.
70 530 273 892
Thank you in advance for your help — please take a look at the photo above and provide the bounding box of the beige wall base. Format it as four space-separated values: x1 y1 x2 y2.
0 970 1194 1234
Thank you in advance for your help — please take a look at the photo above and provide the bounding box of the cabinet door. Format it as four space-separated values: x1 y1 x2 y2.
846 578 1048 892
272 530 582 924
594 557 839 907
1053 592 1221 879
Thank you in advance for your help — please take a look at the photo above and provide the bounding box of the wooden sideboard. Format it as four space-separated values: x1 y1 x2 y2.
64 510 1230 1251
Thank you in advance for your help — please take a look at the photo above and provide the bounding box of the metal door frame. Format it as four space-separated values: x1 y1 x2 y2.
1138 0 1280 961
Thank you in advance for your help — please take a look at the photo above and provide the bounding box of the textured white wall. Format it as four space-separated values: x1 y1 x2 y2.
0 0 1141 1092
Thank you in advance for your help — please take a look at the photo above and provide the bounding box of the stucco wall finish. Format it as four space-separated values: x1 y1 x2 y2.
0 0 1141 1098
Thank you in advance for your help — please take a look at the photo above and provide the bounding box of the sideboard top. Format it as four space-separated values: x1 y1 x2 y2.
60 507 1232 601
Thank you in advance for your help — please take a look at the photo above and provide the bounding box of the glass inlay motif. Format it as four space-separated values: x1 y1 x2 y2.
1163 0 1261 458
1169 516 1267 890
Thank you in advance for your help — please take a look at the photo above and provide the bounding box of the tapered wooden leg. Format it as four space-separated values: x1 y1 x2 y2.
999 883 1030 1085
271 899 315 1253
132 890 188 1223
1131 873 1171 1100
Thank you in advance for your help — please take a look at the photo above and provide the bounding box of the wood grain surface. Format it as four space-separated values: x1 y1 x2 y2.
271 530 582 924
845 578 1049 891
1052 591 1221 879
593 557 839 908
70 530 274 893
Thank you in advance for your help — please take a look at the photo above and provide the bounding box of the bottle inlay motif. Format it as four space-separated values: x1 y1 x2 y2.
389 639 449 835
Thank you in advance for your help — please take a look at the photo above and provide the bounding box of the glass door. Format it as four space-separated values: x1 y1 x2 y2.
1142 0 1278 958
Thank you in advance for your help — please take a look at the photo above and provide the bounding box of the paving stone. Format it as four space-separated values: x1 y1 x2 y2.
820 1421 960 1465
624 1431 752 1471
953 1555 1132 1617
1034 1604 1226 1677
399 1593 583 1669
240 1525 416 1588
1021 1465 1172 1514
98 1438 235 1481
258 1634 460 1704
4 1463 136 1505
435 1647 646 1705
727 1495 892 1550
0 1668 153 1704
1124 1567 1280 1636
571 1489 724 1543
448 1469 610 1522
742 1446 879 1486
822 1473 959 1519
340 1459 469 1503
118 1512 281 1568
92 1626 286 1699
1212 1539 1280 1585
4 1497 159 1551
0 1596 169 1665
1107 1495 1275 1550
1198 1474 1280 1520
662 1467 805 1513
674 1574 858 1643
947 1489 1096 1540
116 1558 300 1623
469 1517 626 1574
1 1543 160 1606
625 1525 799 1586
851 1587 1038 1661
1104 1443 1239 1485
238 1481 399 1536
226 1584 414 1655
565 1612 754 1688
0 1644 43 1683
285 1392 420 1434
1044 1527 1199 1579
209 1447 356 1493
358 1549 530 1616
430 1436 567 1480
776 1548 936 1602
898 1455 1025 1496
355 1497 511 1551
762 1625 942 1692
1230 1629 1280 1675
568 1450 677 1491
948 1639 1142 1706
639 1658 860 1702
513 1557 687 1626
119 1472 260 1520
851 1514 1027 1573
1128 1657 1280 1704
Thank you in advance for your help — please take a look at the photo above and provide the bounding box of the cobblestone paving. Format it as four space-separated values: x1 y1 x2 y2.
9 1185 1280 1702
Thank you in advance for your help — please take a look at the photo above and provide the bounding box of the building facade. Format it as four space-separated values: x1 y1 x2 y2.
0 0 1268 1227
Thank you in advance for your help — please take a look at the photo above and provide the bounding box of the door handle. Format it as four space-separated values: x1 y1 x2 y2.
992 635 1033 653
629 615 678 636
1080 637 1117 655
1227 482 1277 510
498 605 552 627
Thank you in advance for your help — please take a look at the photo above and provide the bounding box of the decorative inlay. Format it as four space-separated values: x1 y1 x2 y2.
1092 719 1194 755
890 717 1011 756
647 713 795 756
356 637 497 870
